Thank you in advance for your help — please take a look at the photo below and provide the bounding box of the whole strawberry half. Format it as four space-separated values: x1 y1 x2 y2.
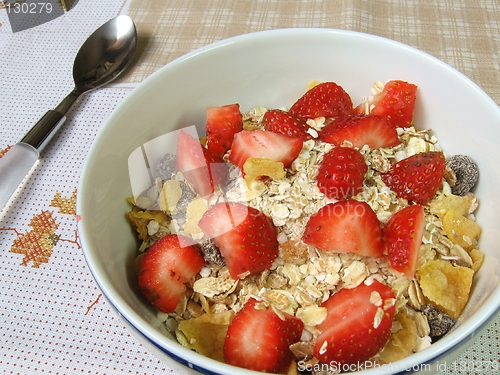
176 130 229 197
316 147 368 200
370 80 417 128
313 280 396 365
384 205 425 279
302 200 385 257
262 109 312 141
381 151 446 205
229 129 303 170
289 81 353 119
137 234 205 313
198 202 279 279
319 114 400 149
206 103 243 158
224 298 304 373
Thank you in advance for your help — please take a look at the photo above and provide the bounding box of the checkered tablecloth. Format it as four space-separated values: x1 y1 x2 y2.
1 0 498 374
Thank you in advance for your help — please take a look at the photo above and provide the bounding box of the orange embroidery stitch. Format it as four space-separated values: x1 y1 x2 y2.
0 145 12 158
4 190 80 267
10 210 59 267
50 188 77 215
85 294 103 315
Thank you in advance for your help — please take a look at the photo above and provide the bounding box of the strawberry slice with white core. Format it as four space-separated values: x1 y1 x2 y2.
176 130 228 197
224 298 304 373
384 205 425 279
137 234 205 313
302 200 384 257
314 280 396 365
198 202 279 279
319 114 400 149
229 129 303 170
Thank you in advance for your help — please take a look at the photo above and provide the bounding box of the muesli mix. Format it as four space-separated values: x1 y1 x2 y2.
127 80 483 374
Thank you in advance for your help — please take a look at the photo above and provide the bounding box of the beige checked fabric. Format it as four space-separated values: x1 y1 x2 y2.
120 0 500 106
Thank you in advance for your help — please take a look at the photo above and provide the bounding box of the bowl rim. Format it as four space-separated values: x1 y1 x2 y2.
78 27 500 375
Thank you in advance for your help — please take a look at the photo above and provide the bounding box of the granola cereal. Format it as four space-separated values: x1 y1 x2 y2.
128 80 484 373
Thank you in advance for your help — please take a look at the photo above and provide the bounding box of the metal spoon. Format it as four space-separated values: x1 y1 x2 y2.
0 15 137 209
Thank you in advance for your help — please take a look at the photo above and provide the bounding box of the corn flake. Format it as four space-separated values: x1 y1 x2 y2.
176 310 235 362
417 259 474 319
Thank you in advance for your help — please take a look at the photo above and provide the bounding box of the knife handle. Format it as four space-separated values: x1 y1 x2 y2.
0 143 39 210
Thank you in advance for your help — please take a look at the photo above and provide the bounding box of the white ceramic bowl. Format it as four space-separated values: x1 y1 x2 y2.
77 28 500 374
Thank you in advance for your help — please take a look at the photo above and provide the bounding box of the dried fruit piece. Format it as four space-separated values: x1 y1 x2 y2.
200 239 225 266
155 153 177 180
421 304 456 339
447 155 479 196
417 259 474 319
243 157 286 187
174 181 198 216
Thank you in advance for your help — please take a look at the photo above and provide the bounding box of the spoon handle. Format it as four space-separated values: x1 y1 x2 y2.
21 109 66 151
0 143 39 210
0 110 66 209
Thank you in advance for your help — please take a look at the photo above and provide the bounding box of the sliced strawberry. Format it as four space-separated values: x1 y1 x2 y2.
319 114 400 149
316 147 367 200
206 103 243 158
224 298 304 373
137 234 205 313
302 200 384 257
289 81 353 119
262 109 312 141
176 130 228 197
198 202 279 279
384 205 425 279
314 280 396 365
370 80 417 128
381 151 446 205
229 129 303 170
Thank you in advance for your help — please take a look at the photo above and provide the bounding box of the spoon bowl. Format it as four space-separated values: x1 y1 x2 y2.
73 15 137 93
